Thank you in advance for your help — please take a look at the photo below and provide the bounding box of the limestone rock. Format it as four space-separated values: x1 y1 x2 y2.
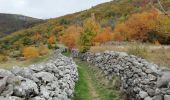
13 78 39 97
0 77 8 93
164 95 170 100
139 91 148 98
33 72 55 83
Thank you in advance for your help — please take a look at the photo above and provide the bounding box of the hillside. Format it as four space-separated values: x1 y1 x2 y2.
0 0 169 51
0 13 44 37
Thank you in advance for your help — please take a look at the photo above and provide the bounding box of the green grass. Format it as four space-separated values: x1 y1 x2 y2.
72 59 122 100
62 51 71 57
72 63 91 100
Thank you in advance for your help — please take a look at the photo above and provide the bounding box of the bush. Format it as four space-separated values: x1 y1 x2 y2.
48 44 58 49
0 55 8 63
127 44 148 58
22 47 39 59
39 46 49 56
9 51 21 58
79 46 90 53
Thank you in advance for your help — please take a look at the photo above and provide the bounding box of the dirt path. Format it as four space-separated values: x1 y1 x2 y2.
86 66 100 100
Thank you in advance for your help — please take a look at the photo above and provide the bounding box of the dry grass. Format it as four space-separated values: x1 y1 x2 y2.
0 50 53 69
146 47 170 68
90 44 170 68
90 45 127 53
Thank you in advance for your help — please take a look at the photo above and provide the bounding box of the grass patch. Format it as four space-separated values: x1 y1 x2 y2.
73 59 122 100
62 51 71 57
72 60 91 100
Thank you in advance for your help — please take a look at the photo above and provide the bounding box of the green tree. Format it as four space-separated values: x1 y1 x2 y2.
79 18 100 53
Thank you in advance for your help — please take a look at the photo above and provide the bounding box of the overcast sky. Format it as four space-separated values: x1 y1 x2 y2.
0 0 111 19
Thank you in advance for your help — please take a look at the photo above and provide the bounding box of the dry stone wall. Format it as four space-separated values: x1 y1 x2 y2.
0 51 78 100
72 49 170 100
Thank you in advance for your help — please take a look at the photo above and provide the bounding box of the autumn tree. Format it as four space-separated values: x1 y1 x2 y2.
79 18 101 53
59 25 82 49
114 23 130 41
114 9 170 44
92 27 113 45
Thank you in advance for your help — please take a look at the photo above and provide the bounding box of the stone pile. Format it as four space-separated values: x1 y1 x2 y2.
72 50 170 100
0 52 78 100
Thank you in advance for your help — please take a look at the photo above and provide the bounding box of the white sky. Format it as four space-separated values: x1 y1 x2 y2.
0 0 111 19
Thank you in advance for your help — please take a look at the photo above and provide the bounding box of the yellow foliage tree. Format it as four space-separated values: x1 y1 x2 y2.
79 18 101 52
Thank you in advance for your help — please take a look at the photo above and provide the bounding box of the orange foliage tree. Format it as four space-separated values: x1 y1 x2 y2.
22 47 39 59
92 27 113 45
59 25 82 49
114 23 131 41
113 9 170 43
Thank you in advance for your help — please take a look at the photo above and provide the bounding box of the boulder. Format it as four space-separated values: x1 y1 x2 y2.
157 71 170 88
13 78 39 97
0 77 8 93
33 72 55 83
164 95 170 100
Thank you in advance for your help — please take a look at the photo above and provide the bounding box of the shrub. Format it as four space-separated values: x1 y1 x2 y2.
48 44 58 49
0 54 8 63
9 51 21 58
39 46 49 56
48 35 56 45
154 40 160 45
22 47 39 59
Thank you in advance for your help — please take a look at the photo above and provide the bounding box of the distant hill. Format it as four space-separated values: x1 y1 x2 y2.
0 13 44 37
0 0 169 50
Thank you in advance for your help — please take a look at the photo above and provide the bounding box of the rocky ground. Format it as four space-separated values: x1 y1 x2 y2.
0 51 78 100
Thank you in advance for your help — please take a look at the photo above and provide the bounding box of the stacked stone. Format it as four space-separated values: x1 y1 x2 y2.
73 50 170 100
0 53 78 100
